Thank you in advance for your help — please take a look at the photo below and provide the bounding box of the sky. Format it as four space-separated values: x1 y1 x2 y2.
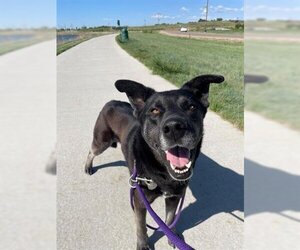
245 0 300 20
1 1 300 29
0 1 56 28
57 0 244 28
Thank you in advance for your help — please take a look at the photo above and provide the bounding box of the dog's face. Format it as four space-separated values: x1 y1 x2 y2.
115 75 224 181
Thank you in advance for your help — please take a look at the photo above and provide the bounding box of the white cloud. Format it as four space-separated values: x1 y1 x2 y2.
181 6 189 12
211 5 243 13
151 14 179 19
245 5 300 12
200 7 207 14
244 4 300 20
187 15 199 21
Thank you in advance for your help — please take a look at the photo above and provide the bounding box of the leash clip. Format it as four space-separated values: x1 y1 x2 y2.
129 174 138 188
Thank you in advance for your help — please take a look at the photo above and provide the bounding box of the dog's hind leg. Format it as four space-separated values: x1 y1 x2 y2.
84 135 113 175
84 150 96 175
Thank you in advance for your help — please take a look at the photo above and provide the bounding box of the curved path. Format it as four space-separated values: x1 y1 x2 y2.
0 40 56 250
57 34 243 250
245 111 300 250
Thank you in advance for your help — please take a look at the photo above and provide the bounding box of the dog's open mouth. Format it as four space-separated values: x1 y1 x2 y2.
165 146 192 174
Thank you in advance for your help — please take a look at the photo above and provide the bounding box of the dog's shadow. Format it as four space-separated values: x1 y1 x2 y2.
245 158 300 220
149 153 244 249
92 160 127 174
92 154 244 249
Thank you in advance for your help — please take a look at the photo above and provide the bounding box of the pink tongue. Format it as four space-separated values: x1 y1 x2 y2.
166 147 190 169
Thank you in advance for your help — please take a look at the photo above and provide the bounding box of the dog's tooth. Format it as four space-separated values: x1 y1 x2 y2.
186 161 192 169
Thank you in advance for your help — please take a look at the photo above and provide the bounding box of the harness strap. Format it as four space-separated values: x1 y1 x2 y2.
130 160 194 250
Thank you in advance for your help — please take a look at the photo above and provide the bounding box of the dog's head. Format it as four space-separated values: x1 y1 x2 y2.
115 75 224 181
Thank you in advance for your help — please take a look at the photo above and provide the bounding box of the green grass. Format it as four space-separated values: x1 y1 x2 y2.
57 31 113 55
245 40 300 130
206 29 244 35
57 38 90 55
129 20 243 32
0 29 55 55
117 32 244 129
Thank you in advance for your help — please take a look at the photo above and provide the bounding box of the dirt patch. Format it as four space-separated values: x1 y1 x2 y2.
245 33 300 43
160 30 244 42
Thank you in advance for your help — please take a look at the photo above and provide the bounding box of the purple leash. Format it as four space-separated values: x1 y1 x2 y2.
130 161 194 250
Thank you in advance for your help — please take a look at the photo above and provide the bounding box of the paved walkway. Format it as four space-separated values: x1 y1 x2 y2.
0 40 56 250
57 34 243 250
245 111 300 250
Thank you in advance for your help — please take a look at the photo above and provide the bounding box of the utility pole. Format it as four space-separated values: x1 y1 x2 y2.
204 0 209 32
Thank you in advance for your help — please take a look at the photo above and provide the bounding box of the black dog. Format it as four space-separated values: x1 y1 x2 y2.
84 74 224 250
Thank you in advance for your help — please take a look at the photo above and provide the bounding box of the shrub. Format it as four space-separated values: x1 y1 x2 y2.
142 29 153 33
235 23 244 30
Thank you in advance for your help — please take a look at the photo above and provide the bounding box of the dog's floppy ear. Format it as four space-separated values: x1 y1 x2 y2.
115 79 155 112
181 74 224 107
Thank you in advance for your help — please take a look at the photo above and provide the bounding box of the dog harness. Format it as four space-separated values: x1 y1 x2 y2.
129 160 194 250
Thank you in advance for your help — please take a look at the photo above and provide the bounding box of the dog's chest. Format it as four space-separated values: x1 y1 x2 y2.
162 191 180 198
157 181 187 198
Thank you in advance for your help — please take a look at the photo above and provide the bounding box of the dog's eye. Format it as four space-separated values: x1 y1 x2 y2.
150 108 160 115
189 105 196 111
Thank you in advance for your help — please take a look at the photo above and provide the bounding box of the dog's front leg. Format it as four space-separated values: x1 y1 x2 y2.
134 191 151 250
165 196 181 248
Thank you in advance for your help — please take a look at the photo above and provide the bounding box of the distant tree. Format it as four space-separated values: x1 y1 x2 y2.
235 23 244 29
117 20 120 26
198 18 206 22
216 18 223 21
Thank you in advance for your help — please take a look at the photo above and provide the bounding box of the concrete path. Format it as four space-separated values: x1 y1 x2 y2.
0 41 56 250
244 111 300 250
57 34 243 250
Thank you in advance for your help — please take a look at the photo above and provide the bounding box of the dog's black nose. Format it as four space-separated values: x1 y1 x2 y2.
163 119 187 141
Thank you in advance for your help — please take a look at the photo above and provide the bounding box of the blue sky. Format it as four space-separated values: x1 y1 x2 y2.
57 0 244 28
1 1 300 29
0 1 56 28
245 0 300 20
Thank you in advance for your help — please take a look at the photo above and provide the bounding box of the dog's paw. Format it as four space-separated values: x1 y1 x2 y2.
168 231 182 249
168 239 176 249
136 246 151 250
84 166 94 175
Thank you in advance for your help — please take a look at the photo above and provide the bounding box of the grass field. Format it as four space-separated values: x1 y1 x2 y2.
57 31 113 55
0 29 55 55
245 40 300 130
117 32 244 129
129 20 243 32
